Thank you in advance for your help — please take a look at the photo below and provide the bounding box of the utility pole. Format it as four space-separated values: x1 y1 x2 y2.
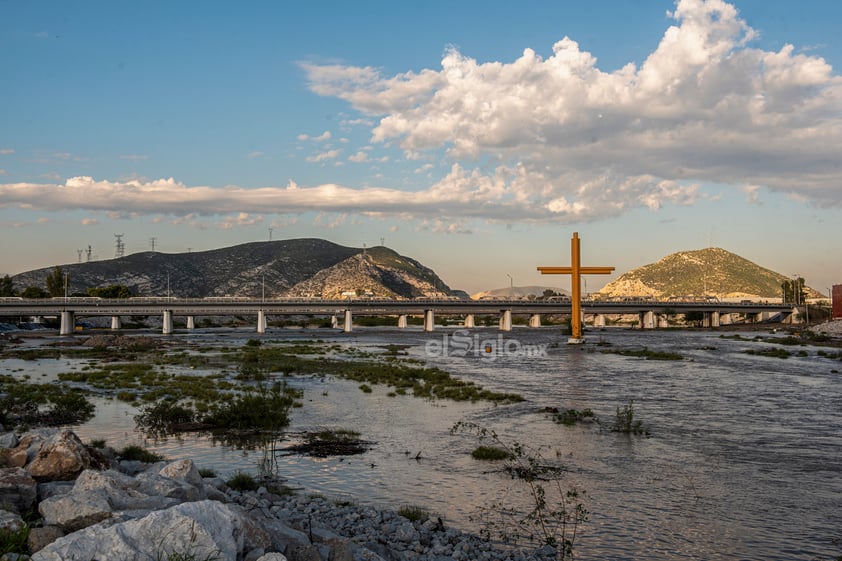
268 227 273 241
149 237 157 252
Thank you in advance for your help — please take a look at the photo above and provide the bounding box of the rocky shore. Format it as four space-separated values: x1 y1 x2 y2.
0 429 556 561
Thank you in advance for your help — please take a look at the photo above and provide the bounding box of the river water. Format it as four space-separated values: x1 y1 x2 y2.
5 326 841 560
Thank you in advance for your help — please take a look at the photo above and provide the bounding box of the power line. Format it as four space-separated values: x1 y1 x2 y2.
114 234 125 258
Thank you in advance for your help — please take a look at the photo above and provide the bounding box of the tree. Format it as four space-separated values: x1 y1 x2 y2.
21 286 48 299
45 266 67 298
781 278 806 305
87 285 133 298
683 311 705 327
0 275 14 297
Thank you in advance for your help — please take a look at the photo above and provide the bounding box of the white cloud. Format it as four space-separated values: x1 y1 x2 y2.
120 154 148 161
0 149 14 155
246 151 265 159
81 218 98 225
300 0 842 218
306 149 341 163
0 169 6 176
298 131 332 142
348 151 370 163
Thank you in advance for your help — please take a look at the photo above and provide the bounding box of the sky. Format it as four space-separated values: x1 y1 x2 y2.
2 0 842 295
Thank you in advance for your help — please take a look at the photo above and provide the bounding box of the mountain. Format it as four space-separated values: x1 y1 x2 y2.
10 239 455 299
597 247 819 300
470 285 569 300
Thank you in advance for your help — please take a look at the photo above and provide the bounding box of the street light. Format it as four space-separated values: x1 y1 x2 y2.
506 274 513 300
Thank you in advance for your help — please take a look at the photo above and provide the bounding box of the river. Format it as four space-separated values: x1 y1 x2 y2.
5 326 841 560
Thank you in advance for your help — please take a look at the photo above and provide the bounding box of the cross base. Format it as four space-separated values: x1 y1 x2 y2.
567 337 585 345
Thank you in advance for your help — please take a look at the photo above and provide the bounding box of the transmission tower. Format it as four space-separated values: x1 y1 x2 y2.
268 227 273 241
149 237 157 252
86 246 92 262
77 249 83 262
114 234 125 258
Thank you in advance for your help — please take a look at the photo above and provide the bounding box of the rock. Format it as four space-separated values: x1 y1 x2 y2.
31 500 245 561
284 544 322 561
0 509 25 532
27 525 65 553
0 467 37 514
256 554 289 561
25 430 105 481
0 432 18 449
158 459 203 487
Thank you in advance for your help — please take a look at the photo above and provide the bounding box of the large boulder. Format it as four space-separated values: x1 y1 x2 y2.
38 469 181 531
31 500 246 561
25 430 107 481
0 467 37 514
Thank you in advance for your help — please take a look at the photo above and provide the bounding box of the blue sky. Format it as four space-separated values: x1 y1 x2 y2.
2 0 841 295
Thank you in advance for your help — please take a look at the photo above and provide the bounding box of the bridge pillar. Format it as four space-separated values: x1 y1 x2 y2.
423 309 435 332
343 310 353 332
463 314 475 328
711 311 720 327
593 313 606 327
397 315 408 328
186 316 195 330
111 316 121 330
257 310 266 334
657 314 670 328
528 314 541 328
331 315 339 329
499 310 512 331
162 310 173 335
640 310 656 329
59 311 75 335
32 316 44 324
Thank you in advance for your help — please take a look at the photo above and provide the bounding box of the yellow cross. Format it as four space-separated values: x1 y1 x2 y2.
537 232 614 342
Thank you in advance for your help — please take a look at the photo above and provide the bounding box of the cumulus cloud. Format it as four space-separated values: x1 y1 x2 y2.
3 0 840 227
0 149 14 155
0 169 6 176
349 151 370 163
299 0 842 217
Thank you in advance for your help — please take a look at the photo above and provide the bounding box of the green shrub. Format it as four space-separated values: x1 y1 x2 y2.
397 505 429 522
226 472 258 491
0 525 30 556
471 445 513 460
118 445 165 463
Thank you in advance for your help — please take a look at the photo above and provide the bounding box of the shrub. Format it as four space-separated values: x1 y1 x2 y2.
398 505 429 522
119 445 165 463
471 445 513 460
227 472 258 491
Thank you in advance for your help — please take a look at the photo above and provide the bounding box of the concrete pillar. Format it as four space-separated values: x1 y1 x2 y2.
162 310 173 335
257 310 266 333
641 310 656 329
32 316 44 324
499 309 512 331
111 316 121 330
593 313 606 327
423 309 435 332
59 311 75 335
528 314 541 328
343 310 353 332
710 311 720 327
331 315 339 329
657 314 670 328
186 316 195 330
463 314 475 328
397 314 408 328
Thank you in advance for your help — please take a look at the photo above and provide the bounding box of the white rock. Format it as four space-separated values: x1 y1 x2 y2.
31 500 245 561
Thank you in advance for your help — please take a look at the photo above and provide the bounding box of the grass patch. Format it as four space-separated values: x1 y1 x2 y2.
226 471 259 491
198 468 217 478
744 347 792 359
0 525 30 556
552 408 596 426
397 505 429 522
471 445 513 461
605 347 684 360
118 444 165 463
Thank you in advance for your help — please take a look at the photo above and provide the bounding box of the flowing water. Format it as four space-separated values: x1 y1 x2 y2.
4 327 841 560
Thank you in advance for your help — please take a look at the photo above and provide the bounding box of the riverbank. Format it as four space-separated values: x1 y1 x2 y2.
0 428 557 561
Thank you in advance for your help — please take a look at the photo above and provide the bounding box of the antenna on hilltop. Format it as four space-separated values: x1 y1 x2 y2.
380 237 385 247
268 227 273 241
114 234 125 258
86 245 92 262
149 237 157 252
77 249 83 263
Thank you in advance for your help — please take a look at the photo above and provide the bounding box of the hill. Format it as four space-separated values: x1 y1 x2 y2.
470 285 569 300
10 239 455 299
597 247 819 300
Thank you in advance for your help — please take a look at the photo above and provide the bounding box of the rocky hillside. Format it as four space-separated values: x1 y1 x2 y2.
598 247 818 300
10 239 455 299
470 285 568 300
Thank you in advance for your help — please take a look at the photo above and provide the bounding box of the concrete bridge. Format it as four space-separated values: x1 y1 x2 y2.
0 297 795 336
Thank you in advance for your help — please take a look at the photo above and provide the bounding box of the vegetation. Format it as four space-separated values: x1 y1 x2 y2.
452 421 587 559
226 472 259 491
471 445 513 461
0 526 30 556
0 275 14 297
603 347 684 361
87 284 133 298
45 265 68 297
118 445 166 463
744 347 792 359
281 429 370 457
397 505 430 522
611 401 648 435
0 374 96 427
552 408 596 426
